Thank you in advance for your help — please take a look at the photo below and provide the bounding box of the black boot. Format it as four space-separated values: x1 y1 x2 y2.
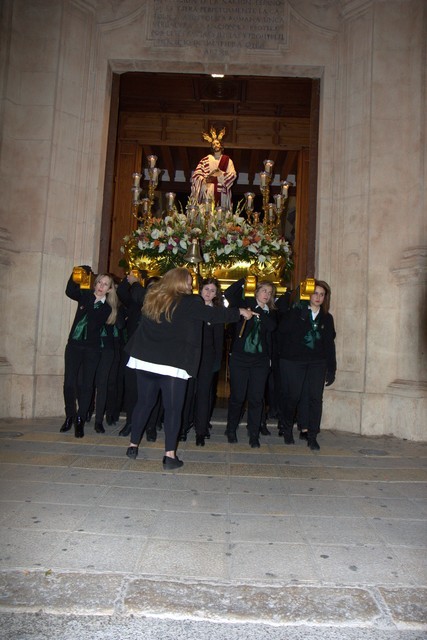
260 423 271 436
60 416 73 433
94 421 105 433
283 423 295 445
74 416 85 438
119 422 132 437
308 436 320 451
225 429 238 443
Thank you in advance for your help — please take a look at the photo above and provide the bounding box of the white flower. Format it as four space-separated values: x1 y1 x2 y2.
172 246 179 254
203 252 211 262
224 244 233 255
258 254 267 263
179 239 187 249
166 226 174 236
248 245 258 254
150 228 160 239
158 243 166 253
216 247 224 256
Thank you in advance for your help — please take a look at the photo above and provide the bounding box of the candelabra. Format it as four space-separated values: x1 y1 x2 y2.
131 155 161 222
260 158 274 223
256 157 291 232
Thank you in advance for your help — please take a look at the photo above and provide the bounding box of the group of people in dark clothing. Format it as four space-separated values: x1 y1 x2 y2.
60 265 336 469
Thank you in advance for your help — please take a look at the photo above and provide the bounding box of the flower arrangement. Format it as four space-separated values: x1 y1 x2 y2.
120 209 292 280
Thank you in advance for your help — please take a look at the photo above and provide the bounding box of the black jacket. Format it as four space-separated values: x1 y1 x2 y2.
117 278 146 338
66 276 112 349
124 294 240 378
277 303 337 376
225 279 277 359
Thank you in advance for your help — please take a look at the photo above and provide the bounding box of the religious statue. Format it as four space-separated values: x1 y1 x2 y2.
190 127 236 210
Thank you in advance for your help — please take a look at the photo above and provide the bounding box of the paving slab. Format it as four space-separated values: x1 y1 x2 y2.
0 415 426 636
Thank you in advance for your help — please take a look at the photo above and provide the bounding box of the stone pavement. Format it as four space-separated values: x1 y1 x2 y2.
0 411 426 639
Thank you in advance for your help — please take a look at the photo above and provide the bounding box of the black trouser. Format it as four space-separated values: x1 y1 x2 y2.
123 360 138 423
279 359 327 437
63 342 101 420
130 371 188 451
227 352 271 440
193 346 216 437
105 345 123 421
94 348 115 423
181 377 196 434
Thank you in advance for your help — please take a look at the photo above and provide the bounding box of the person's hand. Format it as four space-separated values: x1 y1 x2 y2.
239 308 259 320
80 265 92 275
325 372 335 386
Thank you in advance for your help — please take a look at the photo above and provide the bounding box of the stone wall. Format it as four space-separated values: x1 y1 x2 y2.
0 0 425 439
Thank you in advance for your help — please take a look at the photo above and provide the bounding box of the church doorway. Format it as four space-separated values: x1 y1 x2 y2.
100 72 319 288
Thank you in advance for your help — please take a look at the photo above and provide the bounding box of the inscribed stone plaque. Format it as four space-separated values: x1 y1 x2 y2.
148 0 289 53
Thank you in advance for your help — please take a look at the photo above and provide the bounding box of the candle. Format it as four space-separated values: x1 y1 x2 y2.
131 186 142 204
263 159 274 175
132 172 141 187
274 194 282 212
245 192 255 211
260 172 268 188
165 192 175 210
281 180 289 198
150 167 160 187
141 198 150 215
268 203 276 222
147 155 157 169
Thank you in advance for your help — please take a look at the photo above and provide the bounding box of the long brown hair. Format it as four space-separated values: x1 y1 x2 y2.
200 277 223 307
142 267 191 322
314 279 331 314
95 274 118 325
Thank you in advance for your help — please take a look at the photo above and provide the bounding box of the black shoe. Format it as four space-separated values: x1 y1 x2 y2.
94 422 105 434
284 434 295 445
278 423 285 436
60 417 73 433
74 416 84 438
163 455 183 470
178 432 188 442
126 446 138 459
146 433 157 442
260 425 271 436
119 423 132 437
226 432 238 443
196 434 205 446
249 438 260 448
105 414 114 426
299 431 308 441
308 438 320 451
